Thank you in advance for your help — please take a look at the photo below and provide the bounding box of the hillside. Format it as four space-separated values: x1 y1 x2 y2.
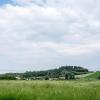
75 73 94 79
86 72 100 79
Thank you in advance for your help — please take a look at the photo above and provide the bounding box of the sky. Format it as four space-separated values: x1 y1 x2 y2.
0 0 100 73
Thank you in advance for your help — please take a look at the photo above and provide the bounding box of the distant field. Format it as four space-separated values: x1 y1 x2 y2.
86 72 100 79
0 80 100 100
75 72 94 78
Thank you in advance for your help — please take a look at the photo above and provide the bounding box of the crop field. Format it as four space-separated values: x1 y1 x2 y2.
0 80 100 100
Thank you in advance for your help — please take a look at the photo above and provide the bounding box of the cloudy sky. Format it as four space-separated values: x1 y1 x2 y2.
0 0 100 73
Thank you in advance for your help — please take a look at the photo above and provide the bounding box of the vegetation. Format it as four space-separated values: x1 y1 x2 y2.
0 66 100 100
75 72 93 79
22 65 88 79
86 71 100 80
0 80 100 100
0 74 16 80
65 72 75 80
0 66 88 80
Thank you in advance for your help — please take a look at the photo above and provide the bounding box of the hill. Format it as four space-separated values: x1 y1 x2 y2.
22 66 88 79
0 65 89 80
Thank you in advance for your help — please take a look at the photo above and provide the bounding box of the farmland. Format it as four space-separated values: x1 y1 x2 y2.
0 80 100 100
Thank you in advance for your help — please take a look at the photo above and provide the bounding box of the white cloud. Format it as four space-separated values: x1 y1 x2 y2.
0 0 100 72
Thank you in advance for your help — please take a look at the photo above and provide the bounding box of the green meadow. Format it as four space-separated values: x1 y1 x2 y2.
0 80 100 100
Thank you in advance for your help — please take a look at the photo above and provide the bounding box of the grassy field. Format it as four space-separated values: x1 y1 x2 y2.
86 72 100 79
0 80 100 100
75 72 94 78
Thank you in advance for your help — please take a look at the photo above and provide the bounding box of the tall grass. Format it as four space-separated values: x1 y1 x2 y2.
0 80 100 100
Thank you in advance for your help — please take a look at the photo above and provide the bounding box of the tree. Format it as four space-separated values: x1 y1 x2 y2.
65 72 75 80
45 76 49 80
64 71 70 80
